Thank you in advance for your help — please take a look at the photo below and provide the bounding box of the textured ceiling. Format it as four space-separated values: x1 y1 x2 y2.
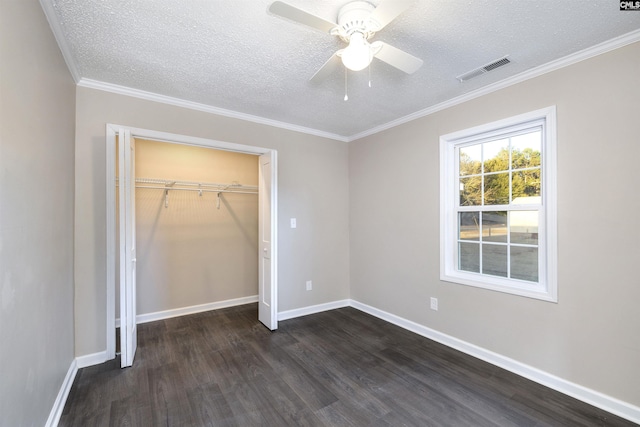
45 0 640 139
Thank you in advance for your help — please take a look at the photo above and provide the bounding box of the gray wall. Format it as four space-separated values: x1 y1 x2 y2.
74 87 351 356
131 140 259 316
0 0 76 425
349 42 640 406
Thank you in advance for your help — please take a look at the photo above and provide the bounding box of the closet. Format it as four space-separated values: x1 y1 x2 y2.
116 138 259 330
110 125 277 366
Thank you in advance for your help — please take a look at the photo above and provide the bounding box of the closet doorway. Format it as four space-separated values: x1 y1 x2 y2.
106 125 278 367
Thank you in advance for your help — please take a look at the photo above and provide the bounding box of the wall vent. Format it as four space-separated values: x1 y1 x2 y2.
456 56 511 82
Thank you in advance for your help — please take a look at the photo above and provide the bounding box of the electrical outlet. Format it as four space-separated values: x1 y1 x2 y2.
306 280 312 291
290 218 297 228
430 297 438 311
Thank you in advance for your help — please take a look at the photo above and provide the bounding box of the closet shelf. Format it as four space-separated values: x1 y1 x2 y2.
134 177 258 195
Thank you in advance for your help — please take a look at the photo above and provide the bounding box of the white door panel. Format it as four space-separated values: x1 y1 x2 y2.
258 152 277 330
119 129 137 367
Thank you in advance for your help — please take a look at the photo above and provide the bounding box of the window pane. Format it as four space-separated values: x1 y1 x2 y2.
482 244 507 277
483 139 509 173
512 169 541 202
460 176 482 206
459 242 480 273
510 211 539 245
459 212 479 241
484 173 509 205
482 211 507 242
511 247 538 282
459 145 481 176
512 131 541 170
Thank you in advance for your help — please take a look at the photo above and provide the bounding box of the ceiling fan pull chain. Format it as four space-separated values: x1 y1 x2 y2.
344 68 349 101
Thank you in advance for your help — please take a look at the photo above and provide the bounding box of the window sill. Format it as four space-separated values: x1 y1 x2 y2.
440 270 557 302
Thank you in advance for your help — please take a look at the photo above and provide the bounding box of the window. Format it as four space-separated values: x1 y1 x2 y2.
440 107 557 301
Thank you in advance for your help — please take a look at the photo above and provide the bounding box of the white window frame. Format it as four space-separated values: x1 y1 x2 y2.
440 106 558 302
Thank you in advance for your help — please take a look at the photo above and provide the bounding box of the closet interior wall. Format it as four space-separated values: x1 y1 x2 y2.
116 138 259 318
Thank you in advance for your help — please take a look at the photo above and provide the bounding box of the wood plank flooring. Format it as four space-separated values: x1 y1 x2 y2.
60 304 634 426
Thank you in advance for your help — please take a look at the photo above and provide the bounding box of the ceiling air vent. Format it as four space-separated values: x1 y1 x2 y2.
456 56 511 82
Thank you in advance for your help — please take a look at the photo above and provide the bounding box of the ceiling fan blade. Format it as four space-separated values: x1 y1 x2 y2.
373 41 423 74
310 52 342 83
367 0 415 31
269 1 337 33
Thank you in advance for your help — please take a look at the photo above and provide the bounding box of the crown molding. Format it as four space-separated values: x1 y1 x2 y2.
77 79 349 142
347 28 640 142
39 0 81 83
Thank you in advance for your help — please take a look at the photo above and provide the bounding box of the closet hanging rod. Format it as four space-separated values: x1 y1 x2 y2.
135 177 257 192
135 185 257 195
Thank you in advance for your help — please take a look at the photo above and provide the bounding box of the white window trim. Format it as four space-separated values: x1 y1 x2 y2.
439 106 558 302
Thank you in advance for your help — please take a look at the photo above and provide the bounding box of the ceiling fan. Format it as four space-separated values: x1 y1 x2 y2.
268 0 424 82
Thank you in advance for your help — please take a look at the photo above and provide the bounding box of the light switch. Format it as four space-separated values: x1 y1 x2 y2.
290 218 297 228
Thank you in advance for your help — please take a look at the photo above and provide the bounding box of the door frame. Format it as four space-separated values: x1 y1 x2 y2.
105 124 278 359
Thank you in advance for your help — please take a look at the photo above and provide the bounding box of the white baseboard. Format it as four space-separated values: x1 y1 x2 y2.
350 299 640 425
278 299 350 321
137 295 259 325
76 351 109 369
116 295 259 327
45 359 77 427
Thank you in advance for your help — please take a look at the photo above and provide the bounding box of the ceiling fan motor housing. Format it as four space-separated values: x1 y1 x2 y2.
268 0 423 78
335 1 376 41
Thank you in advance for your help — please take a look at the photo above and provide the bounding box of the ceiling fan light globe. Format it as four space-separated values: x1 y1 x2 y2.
341 32 372 71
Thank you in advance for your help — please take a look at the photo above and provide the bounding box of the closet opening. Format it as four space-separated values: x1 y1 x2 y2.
106 125 278 366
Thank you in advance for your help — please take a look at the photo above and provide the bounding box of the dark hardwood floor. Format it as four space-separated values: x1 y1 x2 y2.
60 304 634 426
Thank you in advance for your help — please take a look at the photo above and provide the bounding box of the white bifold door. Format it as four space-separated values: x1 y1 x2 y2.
258 152 277 330
118 129 137 368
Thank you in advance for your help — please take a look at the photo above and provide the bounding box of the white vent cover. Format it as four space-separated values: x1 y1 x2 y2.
456 56 511 82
